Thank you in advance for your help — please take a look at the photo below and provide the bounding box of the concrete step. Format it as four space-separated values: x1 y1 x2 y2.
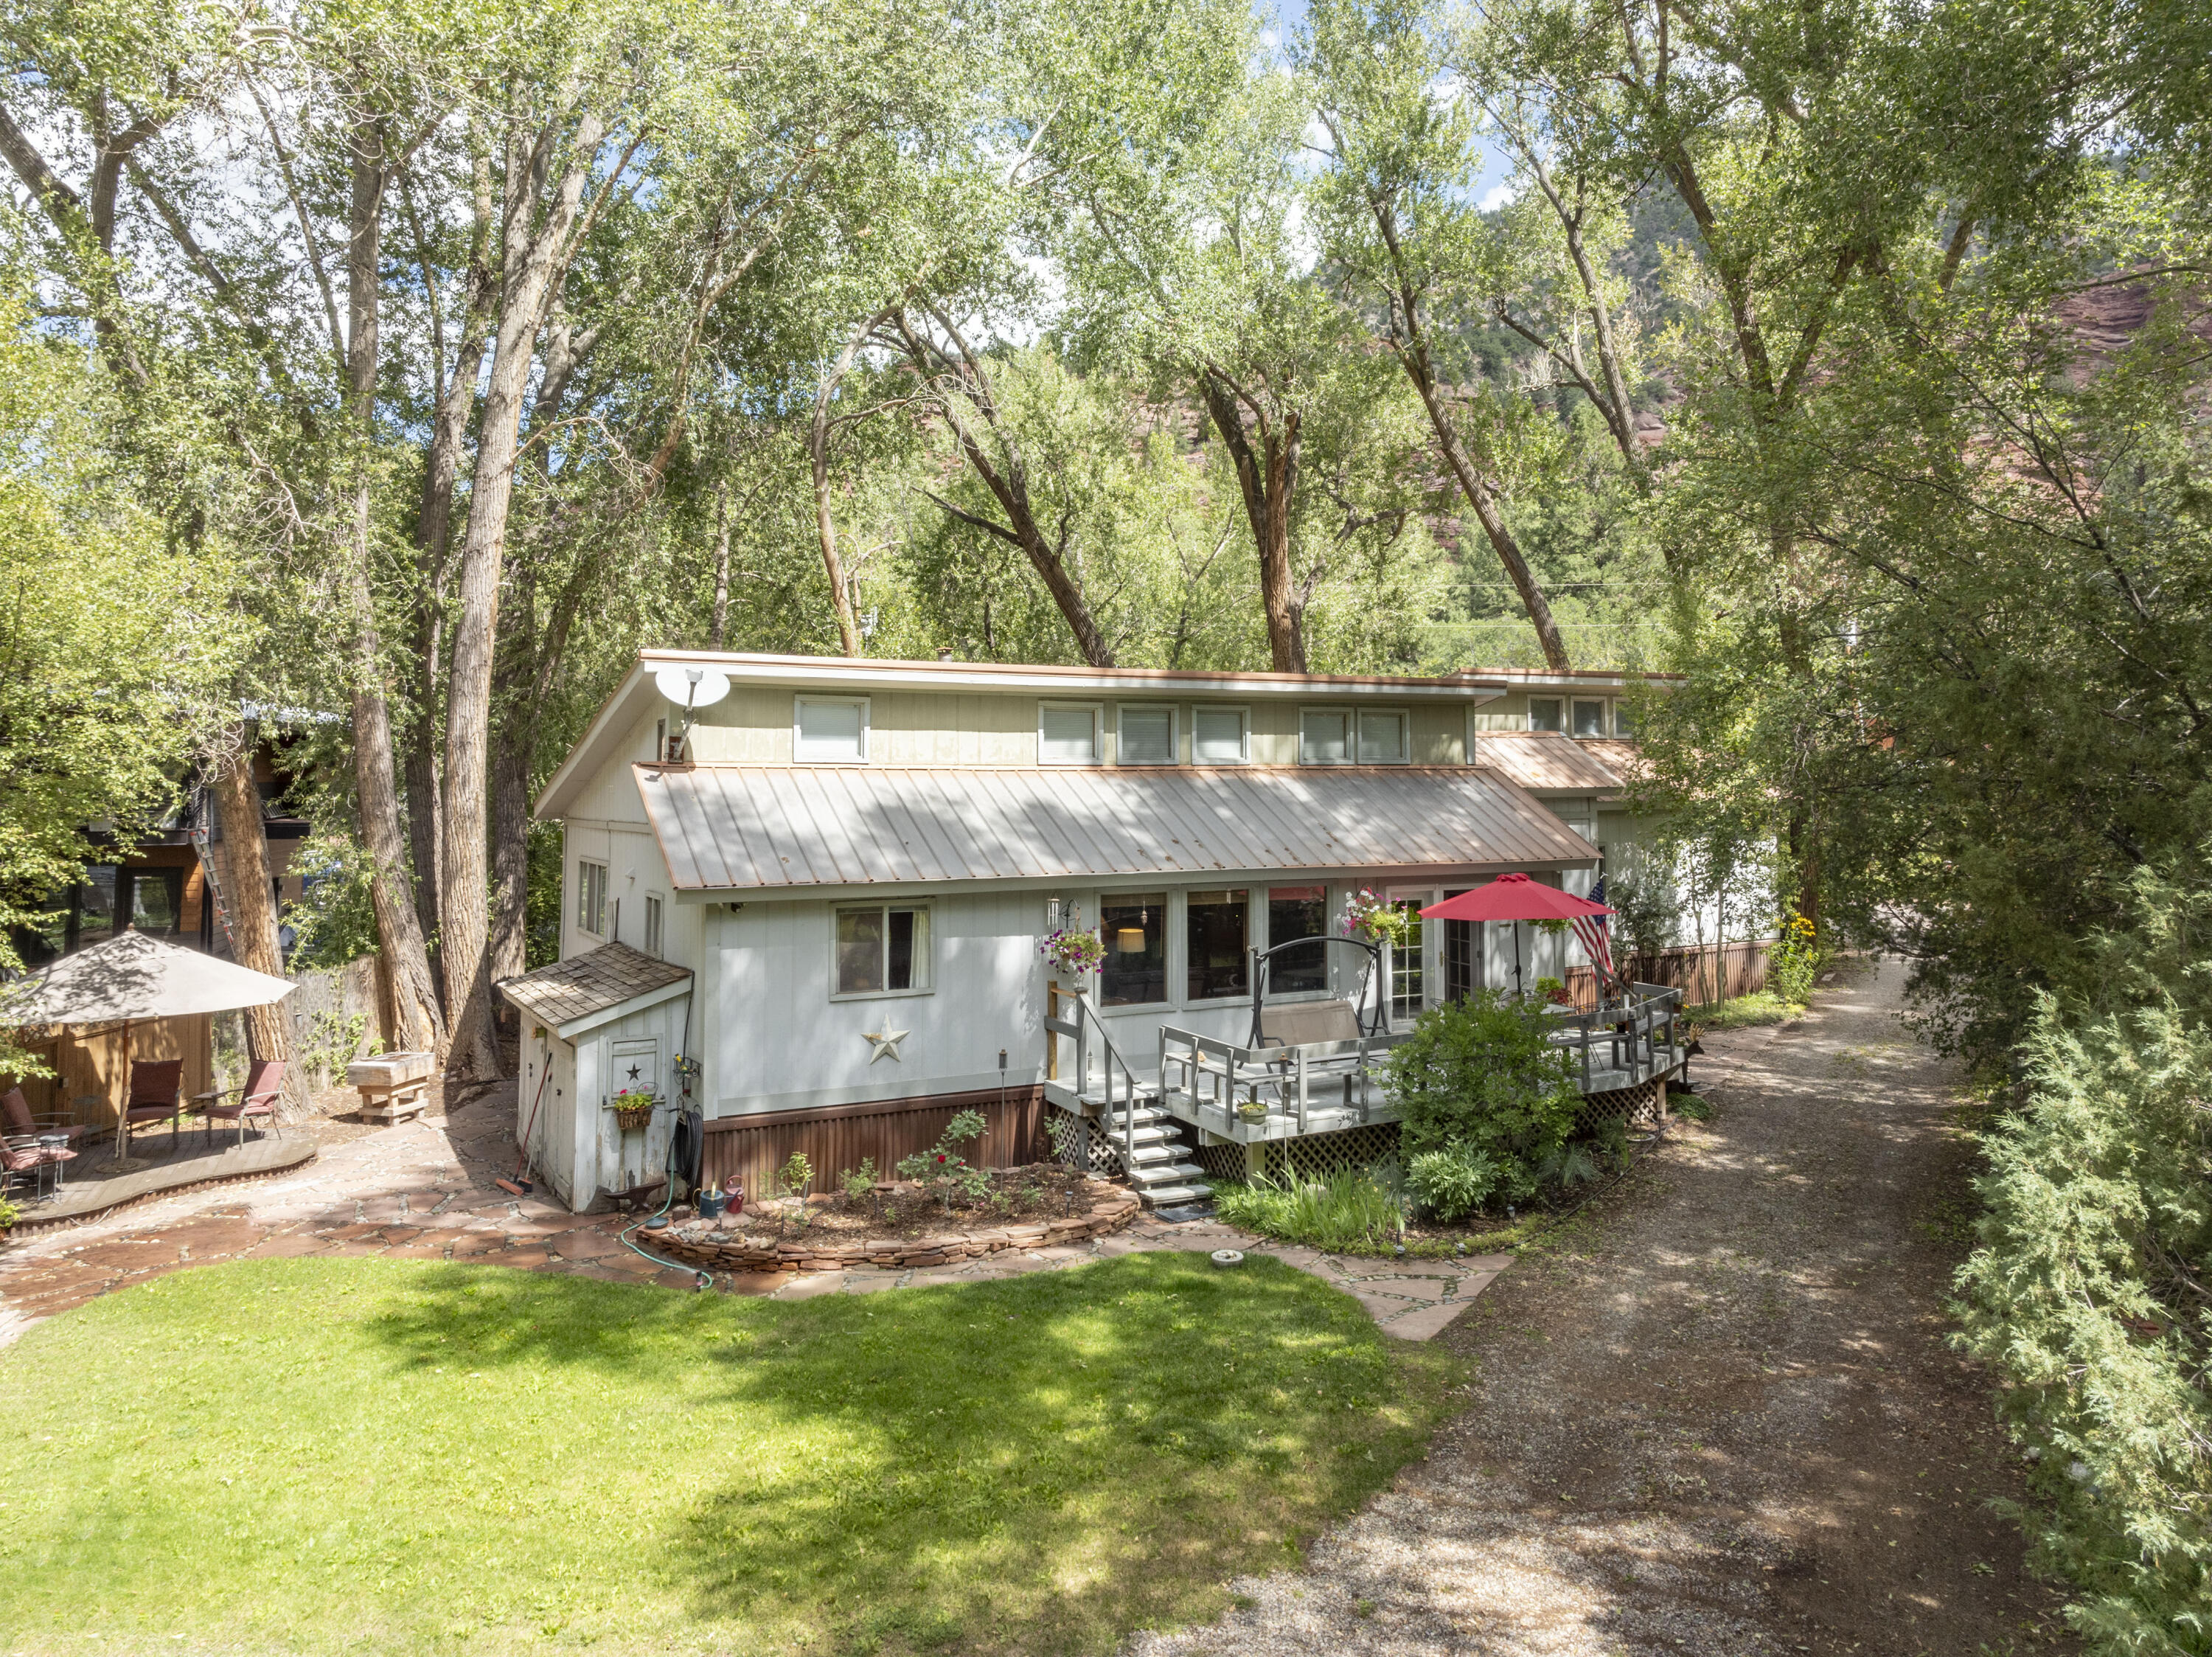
1129 1160 1208 1187
1138 1182 1214 1209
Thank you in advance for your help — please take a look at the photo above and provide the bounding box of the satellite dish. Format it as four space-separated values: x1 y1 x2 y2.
655 666 731 710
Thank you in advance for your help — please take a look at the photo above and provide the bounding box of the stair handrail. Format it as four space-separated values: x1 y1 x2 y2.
1044 990 1145 1170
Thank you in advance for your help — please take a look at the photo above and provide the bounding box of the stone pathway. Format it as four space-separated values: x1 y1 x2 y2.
0 1091 1506 1344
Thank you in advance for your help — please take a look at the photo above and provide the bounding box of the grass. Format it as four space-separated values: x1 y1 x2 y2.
1684 990 1806 1030
1213 1167 1406 1253
0 1253 1460 1657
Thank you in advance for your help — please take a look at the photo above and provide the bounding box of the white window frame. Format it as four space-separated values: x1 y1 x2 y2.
1528 696 1565 734
1356 707 1411 765
1037 701 1105 766
1613 701 1638 737
1571 697 1609 739
1189 704 1251 766
576 859 608 937
829 902 935 1001
643 892 664 959
793 695 871 765
1114 703 1180 767
1298 705 1355 765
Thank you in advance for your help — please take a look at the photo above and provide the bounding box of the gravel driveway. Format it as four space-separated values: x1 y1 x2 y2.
1133 956 2077 1657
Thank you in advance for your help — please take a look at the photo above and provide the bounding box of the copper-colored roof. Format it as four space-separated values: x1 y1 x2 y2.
1471 733 1630 794
496 942 691 1035
636 763 1597 892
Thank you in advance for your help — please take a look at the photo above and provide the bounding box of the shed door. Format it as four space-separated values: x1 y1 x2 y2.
608 1038 663 1193
610 1039 658 1103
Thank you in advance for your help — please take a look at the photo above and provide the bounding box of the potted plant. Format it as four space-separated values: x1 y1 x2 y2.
608 1088 658 1131
1235 1096 1270 1125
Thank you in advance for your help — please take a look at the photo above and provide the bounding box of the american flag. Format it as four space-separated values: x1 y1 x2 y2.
1573 875 1617 993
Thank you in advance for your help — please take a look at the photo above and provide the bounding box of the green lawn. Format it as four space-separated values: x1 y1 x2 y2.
0 1252 1459 1656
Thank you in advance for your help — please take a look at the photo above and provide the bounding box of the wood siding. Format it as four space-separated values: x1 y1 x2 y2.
1562 939 1772 1009
9 1015 215 1132
701 1086 1049 1200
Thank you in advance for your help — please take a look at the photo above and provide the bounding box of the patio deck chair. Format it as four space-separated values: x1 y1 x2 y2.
1 1135 76 1202
1 1086 88 1147
121 1060 187 1150
198 1060 285 1148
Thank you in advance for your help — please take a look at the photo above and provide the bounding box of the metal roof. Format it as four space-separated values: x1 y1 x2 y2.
1470 733 1629 795
495 942 692 1038
636 764 1599 894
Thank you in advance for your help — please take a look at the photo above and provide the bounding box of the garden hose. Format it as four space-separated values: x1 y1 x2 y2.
615 1113 714 1290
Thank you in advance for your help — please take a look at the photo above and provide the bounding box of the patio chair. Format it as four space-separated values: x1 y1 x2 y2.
121 1060 186 1151
1 1134 76 1202
1 1086 88 1147
198 1060 285 1148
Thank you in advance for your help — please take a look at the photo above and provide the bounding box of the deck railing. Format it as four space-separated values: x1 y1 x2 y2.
1159 1025 1408 1137
1538 982 1686 1091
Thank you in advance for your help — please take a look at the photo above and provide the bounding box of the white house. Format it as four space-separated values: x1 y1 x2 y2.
498 651 1673 1212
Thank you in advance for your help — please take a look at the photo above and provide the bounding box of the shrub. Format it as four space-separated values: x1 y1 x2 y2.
1404 1147 1500 1222
776 1153 813 1200
1385 990 1582 1205
839 1158 877 1200
1952 850 2212 1653
1767 914 1824 1005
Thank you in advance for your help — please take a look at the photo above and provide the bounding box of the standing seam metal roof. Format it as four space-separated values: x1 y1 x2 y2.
635 765 1597 892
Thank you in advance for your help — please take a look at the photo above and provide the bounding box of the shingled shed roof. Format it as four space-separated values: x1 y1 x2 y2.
496 942 692 1038
634 763 1596 894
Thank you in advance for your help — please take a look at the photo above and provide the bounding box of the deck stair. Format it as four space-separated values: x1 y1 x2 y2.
1093 1094 1211 1208
1047 989 1212 1209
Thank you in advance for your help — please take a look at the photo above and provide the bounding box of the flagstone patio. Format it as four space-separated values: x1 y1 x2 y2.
0 1085 1508 1344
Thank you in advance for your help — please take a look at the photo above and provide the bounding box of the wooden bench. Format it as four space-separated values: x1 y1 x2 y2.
346 1052 436 1124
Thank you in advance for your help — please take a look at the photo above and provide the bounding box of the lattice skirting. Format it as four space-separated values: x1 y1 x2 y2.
1196 1121 1404 1185
1048 1108 1169 1178
1578 1076 1667 1131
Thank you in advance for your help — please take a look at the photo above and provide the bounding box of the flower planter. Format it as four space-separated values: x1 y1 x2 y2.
609 1100 657 1131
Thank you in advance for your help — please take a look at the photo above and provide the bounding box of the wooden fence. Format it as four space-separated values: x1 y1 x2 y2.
702 1086 1050 1200
1566 939 1772 1010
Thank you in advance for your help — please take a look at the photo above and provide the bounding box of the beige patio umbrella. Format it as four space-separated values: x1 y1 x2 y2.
3 930 295 1170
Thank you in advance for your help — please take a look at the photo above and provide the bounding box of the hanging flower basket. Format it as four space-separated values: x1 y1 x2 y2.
608 1091 659 1131
1037 927 1106 979
1340 887 1413 947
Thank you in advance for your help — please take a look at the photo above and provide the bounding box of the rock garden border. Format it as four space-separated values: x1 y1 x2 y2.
655 1184 1141 1274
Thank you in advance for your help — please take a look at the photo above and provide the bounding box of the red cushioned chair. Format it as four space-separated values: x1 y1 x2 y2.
1 1086 87 1147
121 1060 186 1152
1 1135 76 1201
200 1060 285 1147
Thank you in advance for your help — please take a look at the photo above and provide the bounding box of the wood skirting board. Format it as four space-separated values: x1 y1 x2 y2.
701 1086 1050 1201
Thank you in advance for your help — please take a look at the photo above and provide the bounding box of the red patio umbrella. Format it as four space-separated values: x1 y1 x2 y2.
1420 874 1615 998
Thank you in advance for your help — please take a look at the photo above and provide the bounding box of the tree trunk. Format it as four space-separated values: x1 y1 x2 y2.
442 110 605 1082
487 569 539 996
810 312 874 657
1199 374 1304 673
899 307 1117 667
709 479 730 650
211 735 310 1117
344 111 447 1060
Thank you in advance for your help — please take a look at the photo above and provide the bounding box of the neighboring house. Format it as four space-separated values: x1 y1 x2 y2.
8 738 311 970
504 651 1688 1215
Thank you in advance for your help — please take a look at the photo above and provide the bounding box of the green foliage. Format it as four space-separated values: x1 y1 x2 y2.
1954 850 2212 1652
284 833 380 970
1405 1146 1501 1223
0 278 243 978
1685 993 1801 1030
1214 1167 1408 1253
839 1158 878 1199
0 1254 1461 1653
774 1153 813 1201
1385 990 1583 1203
1766 915 1825 1008
895 1108 988 1188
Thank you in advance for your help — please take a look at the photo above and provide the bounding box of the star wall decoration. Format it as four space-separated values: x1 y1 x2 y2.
862 1026 910 1063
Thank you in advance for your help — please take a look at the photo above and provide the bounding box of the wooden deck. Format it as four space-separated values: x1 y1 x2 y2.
1044 984 1690 1171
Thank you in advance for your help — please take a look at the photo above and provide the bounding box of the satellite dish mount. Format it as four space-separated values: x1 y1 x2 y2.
653 665 731 763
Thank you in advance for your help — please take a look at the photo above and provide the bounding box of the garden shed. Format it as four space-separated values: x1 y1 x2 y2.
495 944 693 1211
